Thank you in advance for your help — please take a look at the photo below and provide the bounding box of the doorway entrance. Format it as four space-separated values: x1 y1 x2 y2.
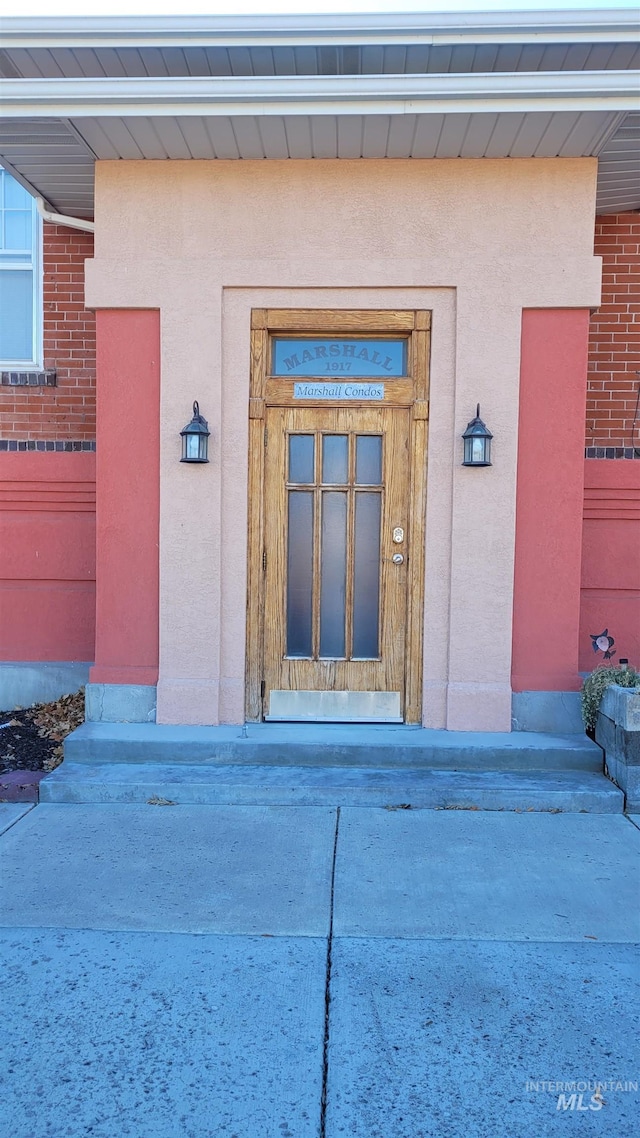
246 309 430 723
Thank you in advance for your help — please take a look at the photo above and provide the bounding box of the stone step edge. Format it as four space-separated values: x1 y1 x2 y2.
64 736 603 772
66 724 600 750
65 726 603 768
64 756 605 774
41 764 624 812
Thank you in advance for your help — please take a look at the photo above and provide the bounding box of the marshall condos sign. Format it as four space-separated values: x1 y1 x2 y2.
273 338 407 378
293 382 384 400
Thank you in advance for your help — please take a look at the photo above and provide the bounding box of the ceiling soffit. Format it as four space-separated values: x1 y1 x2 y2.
0 12 637 216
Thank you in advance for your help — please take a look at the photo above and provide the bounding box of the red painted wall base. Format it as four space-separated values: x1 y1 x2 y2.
580 460 640 671
0 453 95 661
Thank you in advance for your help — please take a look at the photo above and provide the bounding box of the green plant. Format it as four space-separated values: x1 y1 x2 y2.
581 663 640 731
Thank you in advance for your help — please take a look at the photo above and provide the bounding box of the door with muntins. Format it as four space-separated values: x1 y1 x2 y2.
245 309 430 724
263 405 410 720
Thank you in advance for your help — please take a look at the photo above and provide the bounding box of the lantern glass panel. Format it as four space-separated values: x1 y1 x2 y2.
471 437 485 464
185 433 200 461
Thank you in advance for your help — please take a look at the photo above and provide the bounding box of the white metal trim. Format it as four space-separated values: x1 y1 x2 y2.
1 12 638 48
1 71 637 118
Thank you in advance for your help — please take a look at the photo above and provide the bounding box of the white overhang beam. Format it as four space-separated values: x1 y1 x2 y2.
1 11 639 48
1 71 638 118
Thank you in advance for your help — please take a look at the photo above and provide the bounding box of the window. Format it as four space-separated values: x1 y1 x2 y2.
0 170 41 368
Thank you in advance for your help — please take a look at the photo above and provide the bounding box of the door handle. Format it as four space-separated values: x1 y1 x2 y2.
392 553 404 565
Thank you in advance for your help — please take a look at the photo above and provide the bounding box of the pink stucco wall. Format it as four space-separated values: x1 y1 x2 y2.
86 157 601 729
512 309 591 693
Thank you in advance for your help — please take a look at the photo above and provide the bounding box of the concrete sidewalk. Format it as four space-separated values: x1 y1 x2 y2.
1 804 639 1137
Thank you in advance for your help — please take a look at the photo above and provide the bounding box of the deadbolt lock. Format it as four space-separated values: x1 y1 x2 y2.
392 527 404 544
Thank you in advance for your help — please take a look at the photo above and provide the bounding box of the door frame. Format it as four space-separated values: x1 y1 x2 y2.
245 308 431 724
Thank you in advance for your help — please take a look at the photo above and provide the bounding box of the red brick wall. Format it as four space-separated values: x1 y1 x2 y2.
0 223 96 442
587 212 640 454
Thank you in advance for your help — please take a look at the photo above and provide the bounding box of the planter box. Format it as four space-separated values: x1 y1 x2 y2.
595 684 640 811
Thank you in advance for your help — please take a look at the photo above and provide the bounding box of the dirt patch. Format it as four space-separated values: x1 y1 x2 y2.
0 690 85 775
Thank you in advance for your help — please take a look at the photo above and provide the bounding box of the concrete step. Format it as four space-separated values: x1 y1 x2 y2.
41 762 624 812
65 722 603 772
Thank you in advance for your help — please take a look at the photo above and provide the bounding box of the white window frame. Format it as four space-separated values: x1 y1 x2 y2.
0 171 43 371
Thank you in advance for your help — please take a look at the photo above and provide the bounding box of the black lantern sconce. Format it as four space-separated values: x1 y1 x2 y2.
180 401 210 463
462 404 492 467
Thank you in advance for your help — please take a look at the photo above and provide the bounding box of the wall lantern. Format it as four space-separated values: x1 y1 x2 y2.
462 404 493 467
180 401 210 463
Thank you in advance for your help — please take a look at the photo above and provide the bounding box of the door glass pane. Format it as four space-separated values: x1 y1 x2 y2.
353 492 381 658
355 435 382 485
286 491 314 657
0 270 33 360
322 435 348 484
288 435 314 484
320 491 347 658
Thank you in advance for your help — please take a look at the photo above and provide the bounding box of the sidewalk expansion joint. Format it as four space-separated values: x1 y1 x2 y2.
320 805 340 1138
0 804 35 836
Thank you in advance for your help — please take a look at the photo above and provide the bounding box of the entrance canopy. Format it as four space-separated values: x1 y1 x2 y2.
0 9 638 219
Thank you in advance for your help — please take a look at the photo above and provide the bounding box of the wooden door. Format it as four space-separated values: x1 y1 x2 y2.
262 405 411 721
245 308 430 724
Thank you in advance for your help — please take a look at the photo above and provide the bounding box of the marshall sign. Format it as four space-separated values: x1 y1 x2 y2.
273 338 406 378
